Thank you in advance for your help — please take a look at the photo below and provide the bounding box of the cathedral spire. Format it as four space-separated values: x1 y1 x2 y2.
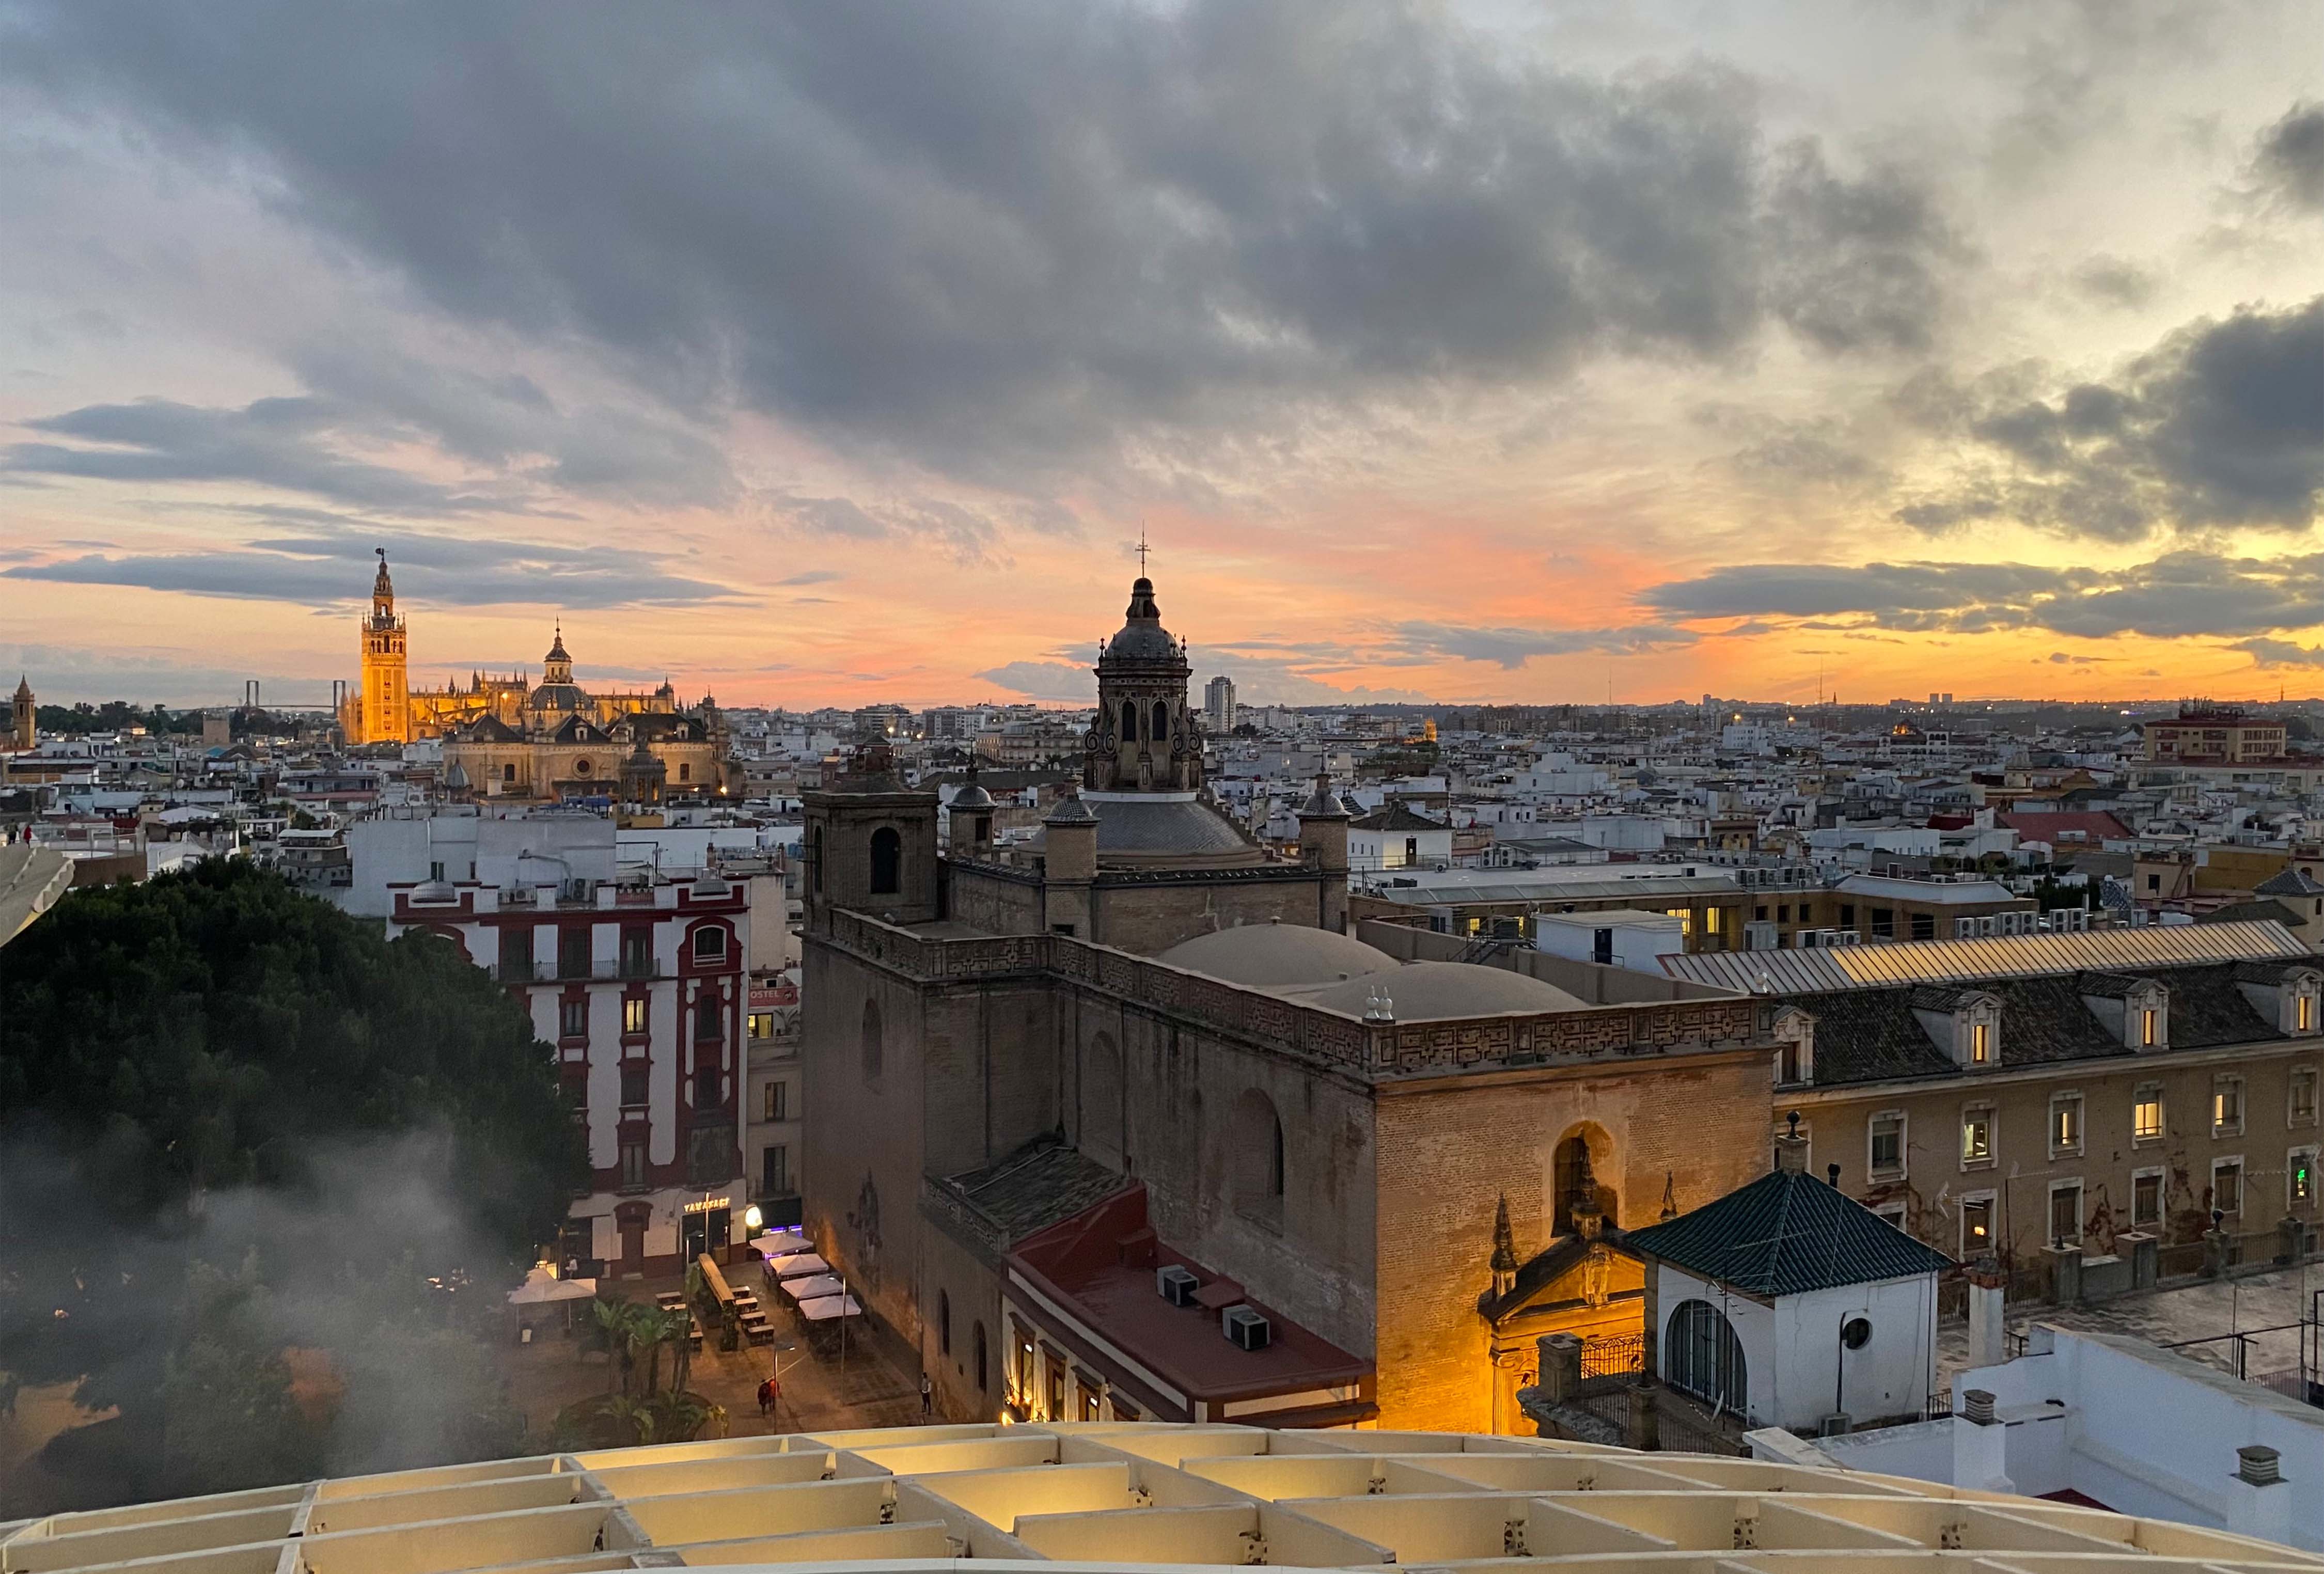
371 547 395 618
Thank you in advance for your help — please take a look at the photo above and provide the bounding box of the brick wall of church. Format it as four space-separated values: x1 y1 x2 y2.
1090 873 1337 954
1081 1002 1381 1360
802 937 1062 1348
946 865 1044 937
1368 1052 1774 1432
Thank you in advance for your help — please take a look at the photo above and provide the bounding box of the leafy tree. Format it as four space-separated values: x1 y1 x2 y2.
0 860 588 1504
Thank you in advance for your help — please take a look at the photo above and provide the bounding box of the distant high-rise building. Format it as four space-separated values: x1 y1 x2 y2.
1204 673 1237 732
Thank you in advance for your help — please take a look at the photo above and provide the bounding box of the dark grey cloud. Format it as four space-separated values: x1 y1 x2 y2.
1893 294 2324 540
2235 637 2324 668
3 522 729 609
0 2 1967 484
2250 101 2324 213
2069 255 2159 310
2 397 505 514
775 570 843 587
1758 140 1965 355
772 494 1004 564
1641 549 2324 641
1386 621 1698 669
2 339 740 516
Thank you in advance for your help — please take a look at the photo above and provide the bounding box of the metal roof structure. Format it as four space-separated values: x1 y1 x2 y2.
5 1421 2314 1572
1366 873 1741 906
1661 920 2313 995
0 843 70 948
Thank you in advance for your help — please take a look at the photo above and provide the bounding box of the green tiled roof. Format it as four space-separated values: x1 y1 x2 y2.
1625 1168 1954 1297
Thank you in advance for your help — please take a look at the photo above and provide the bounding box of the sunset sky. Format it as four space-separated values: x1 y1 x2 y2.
2 2 2320 710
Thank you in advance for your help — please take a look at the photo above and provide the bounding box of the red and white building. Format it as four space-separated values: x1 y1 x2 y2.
351 814 751 1277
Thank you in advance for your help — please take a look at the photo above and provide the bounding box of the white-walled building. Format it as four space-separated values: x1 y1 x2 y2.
1794 1325 2324 1552
1532 908 1685 972
1625 1132 1952 1433
349 813 751 1277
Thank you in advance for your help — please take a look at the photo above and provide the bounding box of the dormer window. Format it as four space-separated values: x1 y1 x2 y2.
1971 1021 1991 1065
2141 1007 2157 1048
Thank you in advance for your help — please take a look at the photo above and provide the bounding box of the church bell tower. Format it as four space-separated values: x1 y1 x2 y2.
357 548 411 745
1085 563 1202 794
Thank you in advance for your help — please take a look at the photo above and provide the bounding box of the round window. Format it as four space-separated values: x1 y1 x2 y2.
573 758 592 776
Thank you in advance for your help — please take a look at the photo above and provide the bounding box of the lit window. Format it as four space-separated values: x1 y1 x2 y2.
2051 1094 2084 1156
2141 1008 2157 1047
2292 1150 2316 1206
2214 1078 2244 1136
2302 995 2316 1033
1970 1022 1990 1064
1870 1113 1905 1177
622 996 648 1036
1962 1197 1993 1253
2132 1085 2162 1142
1960 1109 1992 1165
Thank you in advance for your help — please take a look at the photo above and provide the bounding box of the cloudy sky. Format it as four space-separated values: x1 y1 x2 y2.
2 2 2319 708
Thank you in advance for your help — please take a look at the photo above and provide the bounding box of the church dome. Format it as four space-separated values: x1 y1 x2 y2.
1157 924 1396 989
1297 961 1585 1020
1102 577 1183 664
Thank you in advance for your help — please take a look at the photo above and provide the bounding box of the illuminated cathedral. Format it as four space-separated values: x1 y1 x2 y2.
342 552 734 801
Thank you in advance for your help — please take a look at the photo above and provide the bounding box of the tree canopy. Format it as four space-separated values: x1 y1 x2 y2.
0 860 587 1505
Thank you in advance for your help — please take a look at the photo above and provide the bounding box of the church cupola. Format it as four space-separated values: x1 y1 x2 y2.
543 622 574 685
1086 568 1202 794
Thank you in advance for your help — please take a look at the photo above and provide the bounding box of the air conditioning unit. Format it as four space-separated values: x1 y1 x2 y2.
1222 1305 1272 1351
1819 1412 1852 1437
1156 1264 1199 1307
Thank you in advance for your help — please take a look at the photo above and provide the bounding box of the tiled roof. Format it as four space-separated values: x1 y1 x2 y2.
1799 961 2289 1088
2257 866 2324 898
1624 1167 1955 1296
938 1138 1133 1247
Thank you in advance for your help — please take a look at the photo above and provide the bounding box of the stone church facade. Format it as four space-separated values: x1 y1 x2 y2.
799 573 1779 1431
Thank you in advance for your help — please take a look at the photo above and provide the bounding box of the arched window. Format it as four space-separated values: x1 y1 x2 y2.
973 1321 989 1392
1121 699 1139 744
1152 700 1169 745
861 998 884 1085
1231 1089 1286 1227
938 1289 952 1356
1554 1126 1616 1231
1665 1300 1749 1415
869 826 901 894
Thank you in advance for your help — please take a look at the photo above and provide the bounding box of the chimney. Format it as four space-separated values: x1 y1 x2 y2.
1775 1110 1808 1174
1827 1162 1843 1188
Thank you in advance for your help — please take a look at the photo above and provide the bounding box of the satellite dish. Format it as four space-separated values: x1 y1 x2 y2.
1841 1317 1872 1350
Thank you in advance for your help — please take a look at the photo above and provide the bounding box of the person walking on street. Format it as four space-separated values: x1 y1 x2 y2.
757 1375 778 1420
919 1372 933 1422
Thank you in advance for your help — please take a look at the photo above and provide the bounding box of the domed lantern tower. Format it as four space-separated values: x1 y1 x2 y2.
1085 572 1202 793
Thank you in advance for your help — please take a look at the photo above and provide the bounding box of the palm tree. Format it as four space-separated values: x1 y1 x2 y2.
661 1307 695 1397
586 1297 632 1396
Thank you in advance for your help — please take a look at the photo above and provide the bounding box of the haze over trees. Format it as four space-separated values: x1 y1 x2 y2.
0 861 588 1508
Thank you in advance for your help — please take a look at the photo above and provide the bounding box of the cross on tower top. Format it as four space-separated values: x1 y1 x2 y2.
1135 528 1150 575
